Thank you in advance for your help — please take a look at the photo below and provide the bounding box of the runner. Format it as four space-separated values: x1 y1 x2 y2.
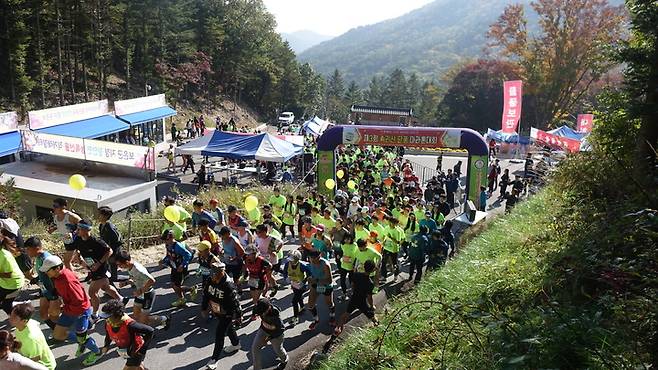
203 261 242 369
97 206 123 283
0 330 48 370
160 230 196 307
8 303 56 370
40 255 103 366
299 217 317 260
207 199 226 233
310 224 332 260
280 195 297 239
281 250 311 326
251 298 288 370
70 218 123 321
306 249 336 329
235 220 254 248
99 299 154 370
195 241 221 318
268 187 286 221
115 251 171 329
333 260 379 336
254 224 283 271
198 220 221 255
353 239 382 309
192 200 218 234
408 225 429 282
0 233 25 315
47 198 80 270
337 233 357 301
24 237 60 329
218 226 244 287
382 217 403 282
242 246 273 320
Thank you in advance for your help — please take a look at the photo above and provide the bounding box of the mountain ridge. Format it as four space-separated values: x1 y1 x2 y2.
282 30 334 54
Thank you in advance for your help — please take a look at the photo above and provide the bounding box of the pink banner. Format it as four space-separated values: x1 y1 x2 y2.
501 80 523 133
531 128 581 153
577 114 594 133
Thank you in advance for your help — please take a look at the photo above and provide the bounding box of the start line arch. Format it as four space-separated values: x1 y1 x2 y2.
316 125 489 205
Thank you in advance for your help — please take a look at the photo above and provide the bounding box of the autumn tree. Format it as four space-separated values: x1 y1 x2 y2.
487 0 626 128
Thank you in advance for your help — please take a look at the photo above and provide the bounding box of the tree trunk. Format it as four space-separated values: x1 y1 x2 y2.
35 2 45 107
55 0 64 105
3 7 16 102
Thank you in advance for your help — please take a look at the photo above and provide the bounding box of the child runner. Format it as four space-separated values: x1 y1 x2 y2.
251 298 288 370
99 299 154 370
24 237 60 330
160 230 196 307
9 303 57 370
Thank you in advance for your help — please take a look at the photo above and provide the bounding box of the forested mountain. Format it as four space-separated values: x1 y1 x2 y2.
282 30 333 54
0 0 325 120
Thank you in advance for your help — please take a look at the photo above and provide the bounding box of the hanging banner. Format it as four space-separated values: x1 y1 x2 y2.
114 94 167 116
342 126 461 148
22 131 86 160
0 112 18 134
531 128 581 153
501 80 523 133
84 140 156 171
576 114 594 133
28 100 109 130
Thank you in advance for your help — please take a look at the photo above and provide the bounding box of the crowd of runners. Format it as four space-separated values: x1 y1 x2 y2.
0 144 530 370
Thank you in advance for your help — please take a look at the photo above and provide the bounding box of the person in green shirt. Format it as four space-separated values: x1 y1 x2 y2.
9 303 57 370
337 234 357 300
368 217 387 242
353 239 382 308
161 221 186 242
320 209 336 233
281 195 297 239
268 187 286 219
353 219 370 242
382 218 404 282
0 237 24 315
310 207 322 227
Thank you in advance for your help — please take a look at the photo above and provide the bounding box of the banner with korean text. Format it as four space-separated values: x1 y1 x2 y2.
21 131 155 170
531 128 581 153
28 100 109 130
577 114 594 133
501 80 523 133
0 112 18 134
341 126 462 148
114 94 167 116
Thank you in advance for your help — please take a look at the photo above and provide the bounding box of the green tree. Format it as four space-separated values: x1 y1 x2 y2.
416 81 442 124
345 81 363 106
385 68 408 107
366 76 385 106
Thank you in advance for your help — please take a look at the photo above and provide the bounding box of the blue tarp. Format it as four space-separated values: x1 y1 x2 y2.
547 125 587 141
36 115 129 139
0 131 21 157
486 129 532 145
302 116 331 136
176 130 303 163
118 106 177 125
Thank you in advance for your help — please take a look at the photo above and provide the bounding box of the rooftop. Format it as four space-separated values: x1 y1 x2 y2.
350 105 413 116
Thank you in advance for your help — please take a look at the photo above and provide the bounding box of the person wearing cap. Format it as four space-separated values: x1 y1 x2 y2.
306 249 336 329
47 197 81 270
0 229 25 315
408 225 430 283
195 240 221 318
0 215 32 279
203 261 242 369
207 199 226 233
281 250 310 326
160 229 195 308
198 219 221 255
251 297 287 370
41 254 103 366
419 211 438 234
97 206 123 283
8 303 56 370
295 196 312 235
298 217 317 260
367 230 383 254
254 224 283 271
311 224 332 260
347 196 361 220
382 217 404 281
0 330 48 370
99 299 155 370
218 226 244 287
226 205 246 234
115 251 170 330
70 218 123 321
243 245 273 320
192 200 217 234
235 219 254 247
268 187 286 220
24 237 60 330
333 259 379 337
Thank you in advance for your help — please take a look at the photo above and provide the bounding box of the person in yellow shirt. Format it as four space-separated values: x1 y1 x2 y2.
0 235 24 315
382 218 404 282
9 303 56 370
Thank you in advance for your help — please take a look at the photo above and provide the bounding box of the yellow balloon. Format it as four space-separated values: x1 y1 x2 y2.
244 195 259 211
325 178 336 189
336 170 344 179
68 174 86 191
347 180 356 190
164 206 181 223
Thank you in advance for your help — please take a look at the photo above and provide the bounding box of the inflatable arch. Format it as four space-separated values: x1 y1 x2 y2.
316 125 489 205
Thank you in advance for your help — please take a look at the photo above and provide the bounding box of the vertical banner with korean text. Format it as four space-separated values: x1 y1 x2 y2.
501 80 523 133
576 114 594 133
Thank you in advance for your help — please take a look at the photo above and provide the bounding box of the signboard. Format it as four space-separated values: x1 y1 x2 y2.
576 114 594 133
342 126 461 148
501 80 523 133
22 131 86 160
22 130 155 170
28 100 109 130
114 94 167 116
0 112 18 134
531 128 581 153
317 150 336 198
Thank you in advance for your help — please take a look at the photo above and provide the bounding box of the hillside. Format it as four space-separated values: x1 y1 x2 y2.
282 30 334 53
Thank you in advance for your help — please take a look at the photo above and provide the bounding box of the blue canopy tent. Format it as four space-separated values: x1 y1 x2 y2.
35 115 129 139
486 128 532 145
302 116 331 136
176 131 303 163
0 131 21 157
116 106 177 125
547 125 588 141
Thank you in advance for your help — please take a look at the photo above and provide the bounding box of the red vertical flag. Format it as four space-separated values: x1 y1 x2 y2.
576 114 594 133
501 80 523 133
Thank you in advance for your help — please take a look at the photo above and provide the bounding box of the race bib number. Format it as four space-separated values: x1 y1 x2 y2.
342 255 352 264
117 348 130 359
248 277 260 288
316 285 326 294
83 257 95 266
209 301 222 314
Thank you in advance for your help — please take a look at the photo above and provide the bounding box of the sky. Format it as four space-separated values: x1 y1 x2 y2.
263 0 434 36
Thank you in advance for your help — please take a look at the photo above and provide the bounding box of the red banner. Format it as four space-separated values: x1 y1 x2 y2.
577 114 594 133
501 80 523 133
341 126 462 149
531 128 581 153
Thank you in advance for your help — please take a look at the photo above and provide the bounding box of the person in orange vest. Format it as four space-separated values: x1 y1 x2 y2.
99 299 154 370
298 217 317 261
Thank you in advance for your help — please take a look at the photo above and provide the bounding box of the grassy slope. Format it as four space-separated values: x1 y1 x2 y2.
322 172 657 369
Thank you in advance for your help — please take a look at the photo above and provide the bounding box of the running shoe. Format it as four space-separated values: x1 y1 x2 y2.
163 315 172 331
75 343 86 357
82 352 102 366
205 359 217 369
224 343 240 353
290 316 299 326
309 320 320 330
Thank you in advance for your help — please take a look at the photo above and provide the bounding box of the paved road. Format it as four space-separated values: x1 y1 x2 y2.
0 155 523 370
